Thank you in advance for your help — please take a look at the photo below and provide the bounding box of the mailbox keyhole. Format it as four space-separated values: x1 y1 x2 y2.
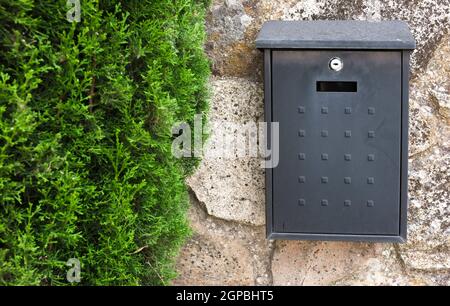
329 57 343 71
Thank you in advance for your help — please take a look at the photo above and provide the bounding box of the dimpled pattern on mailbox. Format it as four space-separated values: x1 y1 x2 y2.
272 50 402 237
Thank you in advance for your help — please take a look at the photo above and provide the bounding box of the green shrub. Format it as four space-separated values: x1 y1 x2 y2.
0 0 210 285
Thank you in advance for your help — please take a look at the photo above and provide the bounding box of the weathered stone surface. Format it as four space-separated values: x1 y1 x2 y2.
186 77 265 226
206 0 285 78
180 1 450 286
173 193 273 285
338 257 413 286
414 35 450 124
408 35 449 156
409 99 438 157
417 271 450 286
399 36 450 273
173 233 254 286
335 246 412 286
403 147 450 268
206 0 449 80
272 241 377 285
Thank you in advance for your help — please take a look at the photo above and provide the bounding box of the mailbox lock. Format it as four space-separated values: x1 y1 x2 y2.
329 57 343 71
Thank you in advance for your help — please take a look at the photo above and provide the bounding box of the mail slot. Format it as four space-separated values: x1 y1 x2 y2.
256 21 416 242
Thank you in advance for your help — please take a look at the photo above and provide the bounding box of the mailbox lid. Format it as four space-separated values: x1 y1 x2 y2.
256 20 416 50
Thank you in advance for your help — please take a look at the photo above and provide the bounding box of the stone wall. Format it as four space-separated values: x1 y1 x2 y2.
174 0 450 286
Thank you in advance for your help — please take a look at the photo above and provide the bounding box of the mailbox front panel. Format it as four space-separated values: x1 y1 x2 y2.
272 50 402 236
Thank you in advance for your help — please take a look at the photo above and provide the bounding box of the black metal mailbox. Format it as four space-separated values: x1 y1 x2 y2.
256 21 416 242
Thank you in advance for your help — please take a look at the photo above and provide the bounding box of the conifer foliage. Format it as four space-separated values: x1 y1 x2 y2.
0 0 210 285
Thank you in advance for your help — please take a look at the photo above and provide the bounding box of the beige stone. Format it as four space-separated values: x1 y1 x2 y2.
272 241 376 285
179 1 450 286
173 193 273 285
206 0 450 79
338 257 411 286
407 148 450 250
425 36 450 122
335 246 411 286
399 36 450 272
186 77 265 226
400 250 450 271
173 234 254 285
409 95 438 157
